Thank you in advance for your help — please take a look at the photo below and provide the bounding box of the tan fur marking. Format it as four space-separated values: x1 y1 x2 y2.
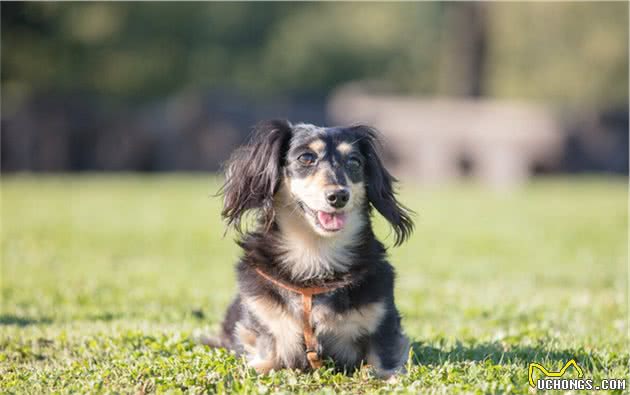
295 167 329 193
235 323 257 352
314 168 331 189
348 181 365 207
244 296 303 367
336 142 353 154
236 321 279 373
308 139 326 153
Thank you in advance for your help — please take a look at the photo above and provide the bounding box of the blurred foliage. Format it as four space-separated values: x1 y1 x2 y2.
486 3 628 107
1 2 628 107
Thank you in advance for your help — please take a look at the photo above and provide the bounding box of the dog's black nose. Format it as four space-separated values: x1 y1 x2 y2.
325 188 350 208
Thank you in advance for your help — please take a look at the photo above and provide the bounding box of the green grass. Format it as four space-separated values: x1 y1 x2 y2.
1 175 627 394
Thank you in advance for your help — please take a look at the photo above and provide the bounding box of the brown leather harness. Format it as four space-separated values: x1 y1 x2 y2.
254 268 348 369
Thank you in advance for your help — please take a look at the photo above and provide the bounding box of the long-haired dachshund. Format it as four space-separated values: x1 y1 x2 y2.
213 120 414 378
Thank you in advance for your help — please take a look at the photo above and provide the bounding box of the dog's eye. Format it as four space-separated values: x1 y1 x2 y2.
347 156 362 169
297 152 317 166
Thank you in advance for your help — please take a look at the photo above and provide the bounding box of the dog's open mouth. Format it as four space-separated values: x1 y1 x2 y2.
316 211 347 231
297 201 347 232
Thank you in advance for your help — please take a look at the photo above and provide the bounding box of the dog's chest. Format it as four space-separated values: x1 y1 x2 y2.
311 297 385 363
279 294 385 365
279 241 353 281
246 289 385 368
311 298 385 339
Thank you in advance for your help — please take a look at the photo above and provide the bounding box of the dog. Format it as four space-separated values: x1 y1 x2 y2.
212 120 414 378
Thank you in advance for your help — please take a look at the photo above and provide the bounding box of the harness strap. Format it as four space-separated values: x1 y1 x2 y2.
254 268 346 369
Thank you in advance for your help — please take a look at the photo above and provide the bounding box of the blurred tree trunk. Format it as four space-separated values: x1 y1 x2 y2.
438 3 488 97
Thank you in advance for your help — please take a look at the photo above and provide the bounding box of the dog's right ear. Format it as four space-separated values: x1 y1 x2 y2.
220 119 293 233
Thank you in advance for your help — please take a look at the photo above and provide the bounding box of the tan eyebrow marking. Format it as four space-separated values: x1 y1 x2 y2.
308 139 325 153
336 142 353 154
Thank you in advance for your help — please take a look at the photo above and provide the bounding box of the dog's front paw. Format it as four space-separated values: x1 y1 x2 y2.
382 371 401 384
374 367 403 381
248 357 276 375
362 362 405 381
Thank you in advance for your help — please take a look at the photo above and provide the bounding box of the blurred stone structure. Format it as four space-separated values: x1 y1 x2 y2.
2 89 625 178
328 85 565 187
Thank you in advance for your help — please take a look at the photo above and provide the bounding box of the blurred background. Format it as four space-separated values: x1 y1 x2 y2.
2 4 628 392
1 2 628 186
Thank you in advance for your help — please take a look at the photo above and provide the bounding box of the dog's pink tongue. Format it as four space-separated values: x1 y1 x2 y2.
317 211 347 231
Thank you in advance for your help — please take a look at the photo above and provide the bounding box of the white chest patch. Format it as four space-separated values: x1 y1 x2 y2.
278 237 354 281
274 206 364 281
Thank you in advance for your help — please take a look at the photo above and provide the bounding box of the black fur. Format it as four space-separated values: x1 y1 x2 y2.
215 121 414 375
351 125 414 246
220 119 293 233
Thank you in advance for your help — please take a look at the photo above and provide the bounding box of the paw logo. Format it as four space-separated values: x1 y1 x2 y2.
528 359 584 388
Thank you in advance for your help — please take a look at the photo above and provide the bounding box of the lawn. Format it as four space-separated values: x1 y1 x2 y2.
1 175 627 394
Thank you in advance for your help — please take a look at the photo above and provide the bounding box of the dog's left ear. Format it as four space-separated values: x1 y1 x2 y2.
220 119 293 233
354 126 414 246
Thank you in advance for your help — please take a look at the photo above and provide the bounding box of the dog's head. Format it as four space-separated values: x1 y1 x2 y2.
221 120 413 245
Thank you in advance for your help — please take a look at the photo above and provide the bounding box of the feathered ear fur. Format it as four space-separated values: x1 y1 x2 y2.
220 119 293 233
354 126 414 246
